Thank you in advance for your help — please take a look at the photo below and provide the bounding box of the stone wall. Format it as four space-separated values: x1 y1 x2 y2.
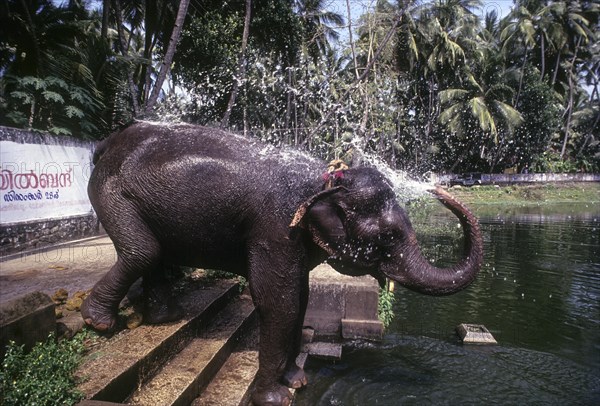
0 214 99 256
433 172 600 185
1 126 99 257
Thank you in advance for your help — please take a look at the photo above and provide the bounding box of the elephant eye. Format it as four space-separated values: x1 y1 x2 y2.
378 231 396 247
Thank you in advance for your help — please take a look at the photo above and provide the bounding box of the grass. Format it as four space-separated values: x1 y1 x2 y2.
446 182 600 206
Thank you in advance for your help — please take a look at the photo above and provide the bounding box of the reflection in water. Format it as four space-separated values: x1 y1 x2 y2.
296 204 600 405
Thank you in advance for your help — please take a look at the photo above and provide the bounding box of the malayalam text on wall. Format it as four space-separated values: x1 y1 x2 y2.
1 141 93 224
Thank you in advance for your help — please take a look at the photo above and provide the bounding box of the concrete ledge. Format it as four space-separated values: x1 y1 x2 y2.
0 291 56 358
304 264 382 341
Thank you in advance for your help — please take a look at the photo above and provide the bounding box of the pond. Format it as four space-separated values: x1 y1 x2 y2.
295 203 600 405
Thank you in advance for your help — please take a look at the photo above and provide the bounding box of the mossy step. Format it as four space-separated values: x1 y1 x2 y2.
192 317 259 406
127 294 256 406
76 279 240 403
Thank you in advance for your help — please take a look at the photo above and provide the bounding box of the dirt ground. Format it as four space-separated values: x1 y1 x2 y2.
0 236 115 304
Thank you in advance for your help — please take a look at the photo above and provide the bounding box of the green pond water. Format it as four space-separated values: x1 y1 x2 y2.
295 203 600 405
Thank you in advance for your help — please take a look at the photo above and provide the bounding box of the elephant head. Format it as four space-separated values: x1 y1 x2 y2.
291 166 483 296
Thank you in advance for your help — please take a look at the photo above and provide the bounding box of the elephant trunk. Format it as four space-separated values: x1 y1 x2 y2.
381 188 483 296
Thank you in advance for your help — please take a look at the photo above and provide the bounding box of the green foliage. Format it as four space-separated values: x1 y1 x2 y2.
1 75 103 138
0 333 86 406
1 0 598 169
378 284 396 329
532 151 583 173
203 269 248 293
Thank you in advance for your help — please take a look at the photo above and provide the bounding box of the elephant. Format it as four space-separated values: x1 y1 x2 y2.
81 121 483 406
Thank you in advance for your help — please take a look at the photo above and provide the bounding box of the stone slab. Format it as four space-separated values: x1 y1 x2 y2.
0 291 56 358
456 323 497 345
341 318 383 340
302 342 343 360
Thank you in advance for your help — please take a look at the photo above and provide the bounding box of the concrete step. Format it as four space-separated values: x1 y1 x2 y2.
194 328 317 406
77 279 317 406
192 321 259 406
127 294 256 406
76 279 240 403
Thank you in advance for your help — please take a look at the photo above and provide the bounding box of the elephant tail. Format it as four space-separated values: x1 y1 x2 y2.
92 138 109 164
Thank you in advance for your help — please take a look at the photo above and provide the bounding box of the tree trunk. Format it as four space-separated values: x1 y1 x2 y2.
140 0 164 104
113 0 140 115
560 37 582 159
145 0 190 114
346 0 360 80
101 0 110 39
513 45 529 107
221 0 252 128
551 51 561 86
19 0 43 76
285 68 293 143
540 34 545 79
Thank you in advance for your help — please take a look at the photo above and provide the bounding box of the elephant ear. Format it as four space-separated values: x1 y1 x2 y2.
289 186 345 228
289 186 348 256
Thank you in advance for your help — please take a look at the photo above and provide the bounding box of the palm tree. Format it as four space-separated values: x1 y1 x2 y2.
440 80 522 133
144 0 190 113
294 0 344 62
500 4 538 107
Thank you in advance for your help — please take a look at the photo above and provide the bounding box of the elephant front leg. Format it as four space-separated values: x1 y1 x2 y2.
281 272 309 390
247 238 311 406
252 306 301 406
81 257 144 332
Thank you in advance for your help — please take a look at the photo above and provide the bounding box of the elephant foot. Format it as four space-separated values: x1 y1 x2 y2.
80 295 117 332
251 384 292 406
281 365 308 389
143 295 184 325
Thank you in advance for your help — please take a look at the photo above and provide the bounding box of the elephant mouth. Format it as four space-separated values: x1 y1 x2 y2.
327 243 384 274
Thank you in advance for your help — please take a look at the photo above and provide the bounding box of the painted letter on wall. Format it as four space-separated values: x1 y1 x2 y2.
1 141 93 224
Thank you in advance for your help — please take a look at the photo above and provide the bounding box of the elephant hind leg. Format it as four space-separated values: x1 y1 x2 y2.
81 212 162 332
142 269 184 325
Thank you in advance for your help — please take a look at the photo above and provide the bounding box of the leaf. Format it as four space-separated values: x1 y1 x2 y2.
42 91 65 104
48 126 72 136
439 88 468 104
65 105 84 119
5 111 28 126
9 91 33 104
21 76 45 90
44 76 68 90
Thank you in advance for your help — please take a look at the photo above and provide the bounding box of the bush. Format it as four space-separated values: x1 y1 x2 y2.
378 285 396 328
0 333 86 406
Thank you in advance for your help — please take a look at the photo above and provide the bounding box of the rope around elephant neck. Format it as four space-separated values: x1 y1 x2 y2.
323 159 348 189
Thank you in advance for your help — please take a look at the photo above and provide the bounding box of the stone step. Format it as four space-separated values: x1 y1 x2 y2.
76 279 240 403
191 319 260 406
126 293 256 406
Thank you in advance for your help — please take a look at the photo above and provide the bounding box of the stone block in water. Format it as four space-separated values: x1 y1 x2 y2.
456 323 497 344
